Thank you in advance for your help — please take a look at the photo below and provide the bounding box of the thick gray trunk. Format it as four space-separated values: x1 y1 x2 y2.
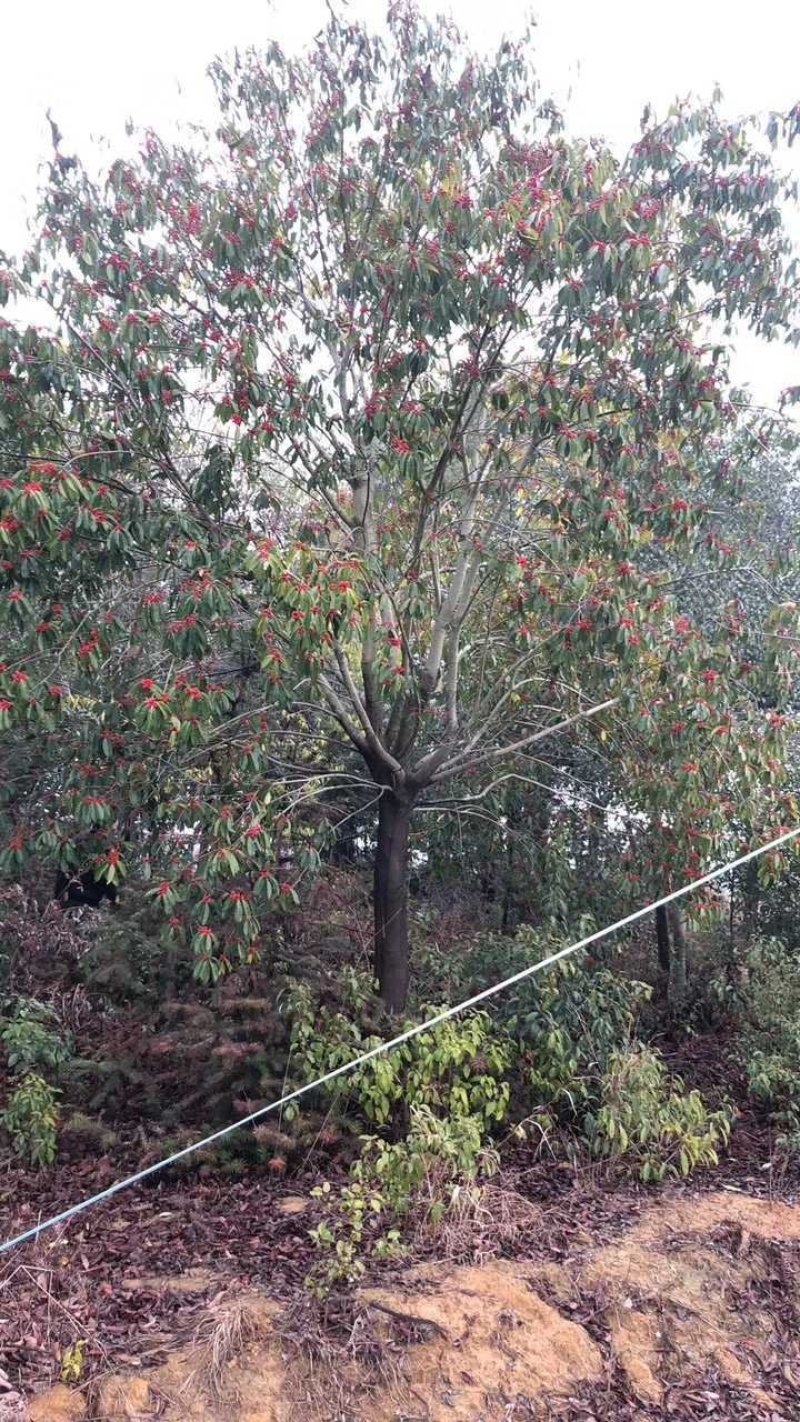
374 792 413 1013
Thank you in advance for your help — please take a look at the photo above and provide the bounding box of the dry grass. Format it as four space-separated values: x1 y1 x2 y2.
190 1292 273 1402
413 1180 543 1264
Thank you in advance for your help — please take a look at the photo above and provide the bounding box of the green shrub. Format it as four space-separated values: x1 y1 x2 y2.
1 1000 72 1074
740 938 800 1149
587 1046 733 1181
513 947 650 1117
291 931 731 1295
359 1103 498 1218
460 927 728 1183
423 922 649 1077
1 1073 60 1167
1 1000 72 1166
447 924 649 1122
307 1104 498 1296
283 971 511 1297
281 969 512 1134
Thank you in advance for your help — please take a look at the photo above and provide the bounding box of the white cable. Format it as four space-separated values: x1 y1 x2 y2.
1 824 797 1256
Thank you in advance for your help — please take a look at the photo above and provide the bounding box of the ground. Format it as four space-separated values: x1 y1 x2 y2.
2 901 799 1419
3 1122 800 1420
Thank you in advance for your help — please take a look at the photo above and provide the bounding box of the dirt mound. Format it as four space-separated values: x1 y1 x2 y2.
147 1294 287 1422
630 1188 800 1243
574 1190 800 1413
360 1260 603 1420
21 1189 800 1421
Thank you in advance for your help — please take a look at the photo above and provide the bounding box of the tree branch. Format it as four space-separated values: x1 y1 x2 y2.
429 697 619 783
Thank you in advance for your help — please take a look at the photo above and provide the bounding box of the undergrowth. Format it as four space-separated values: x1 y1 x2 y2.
280 926 732 1296
739 938 800 1153
0 999 71 1166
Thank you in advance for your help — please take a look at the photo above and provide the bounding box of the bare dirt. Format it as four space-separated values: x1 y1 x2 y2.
9 1188 800 1422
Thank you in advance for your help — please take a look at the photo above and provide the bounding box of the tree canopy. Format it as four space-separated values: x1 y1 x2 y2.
1 5 799 1009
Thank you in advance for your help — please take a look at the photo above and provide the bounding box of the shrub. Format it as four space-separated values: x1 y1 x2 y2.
443 924 650 1122
1 999 72 1165
283 970 512 1297
740 938 800 1149
513 948 650 1118
307 1104 499 1295
1 999 72 1074
281 969 512 1134
359 1103 499 1219
1 1073 60 1167
458 927 729 1183
293 930 732 1298
587 1046 733 1181
422 922 649 1079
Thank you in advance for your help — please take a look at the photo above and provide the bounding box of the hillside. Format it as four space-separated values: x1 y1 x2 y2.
6 1171 800 1420
3 1036 800 1422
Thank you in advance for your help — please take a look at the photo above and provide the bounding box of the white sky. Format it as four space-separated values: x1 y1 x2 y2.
1 0 798 402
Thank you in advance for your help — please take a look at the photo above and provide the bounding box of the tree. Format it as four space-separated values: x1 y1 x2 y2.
0 6 798 1009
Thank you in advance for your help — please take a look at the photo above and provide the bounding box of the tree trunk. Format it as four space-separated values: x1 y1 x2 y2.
374 791 413 1013
655 904 671 973
501 831 514 935
667 902 689 1011
741 860 760 947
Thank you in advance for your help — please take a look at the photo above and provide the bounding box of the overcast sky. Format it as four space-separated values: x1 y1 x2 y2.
2 0 798 400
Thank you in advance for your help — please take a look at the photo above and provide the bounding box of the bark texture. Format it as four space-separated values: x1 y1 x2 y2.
374 791 414 1012
655 904 671 973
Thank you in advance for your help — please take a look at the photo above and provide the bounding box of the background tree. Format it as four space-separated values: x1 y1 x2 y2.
0 6 798 1010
